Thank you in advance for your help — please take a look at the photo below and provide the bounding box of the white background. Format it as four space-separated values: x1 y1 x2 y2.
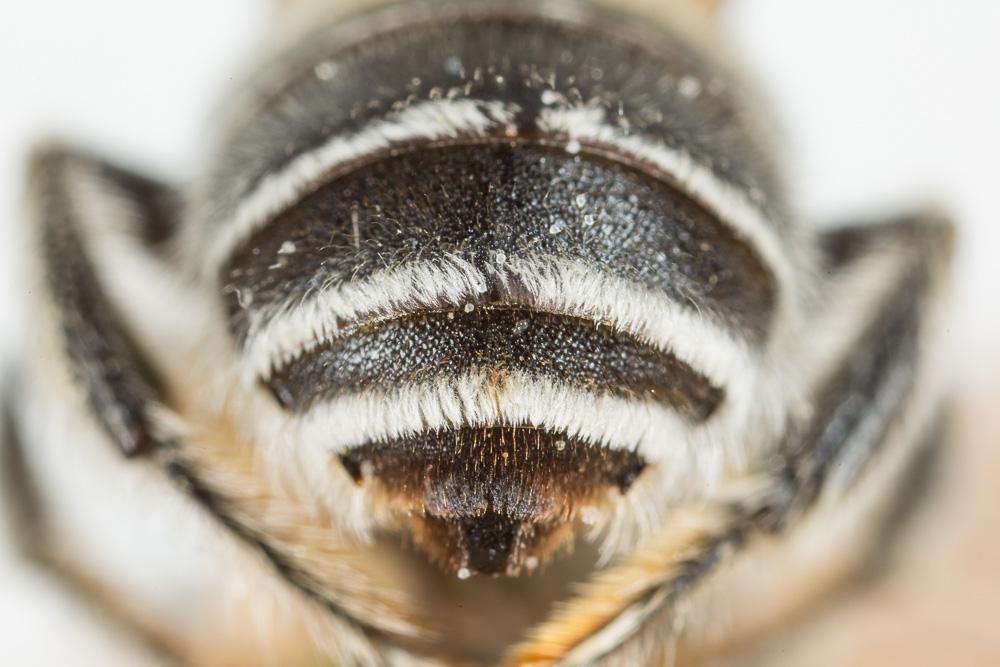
1 1 998 664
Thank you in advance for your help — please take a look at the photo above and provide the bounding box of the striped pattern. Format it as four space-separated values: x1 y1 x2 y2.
191 0 806 607
195 1 795 467
194 0 789 275
11 0 957 664
267 307 723 422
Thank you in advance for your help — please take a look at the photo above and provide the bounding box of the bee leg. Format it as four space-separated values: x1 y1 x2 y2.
4 146 190 663
774 213 955 519
23 145 178 458
507 212 955 667
17 144 408 666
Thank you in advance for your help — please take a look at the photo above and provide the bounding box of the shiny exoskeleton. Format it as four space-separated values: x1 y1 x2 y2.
3 1 953 665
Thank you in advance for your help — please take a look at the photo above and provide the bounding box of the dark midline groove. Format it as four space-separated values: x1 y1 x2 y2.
224 133 777 310
225 140 777 350
340 425 648 576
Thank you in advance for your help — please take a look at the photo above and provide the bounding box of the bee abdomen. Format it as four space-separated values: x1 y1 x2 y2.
196 0 800 578
225 141 777 345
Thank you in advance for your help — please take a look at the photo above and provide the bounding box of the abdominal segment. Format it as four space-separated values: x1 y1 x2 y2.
340 426 647 577
268 306 722 421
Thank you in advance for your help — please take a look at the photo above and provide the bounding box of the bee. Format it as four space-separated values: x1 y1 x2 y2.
2 0 954 665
